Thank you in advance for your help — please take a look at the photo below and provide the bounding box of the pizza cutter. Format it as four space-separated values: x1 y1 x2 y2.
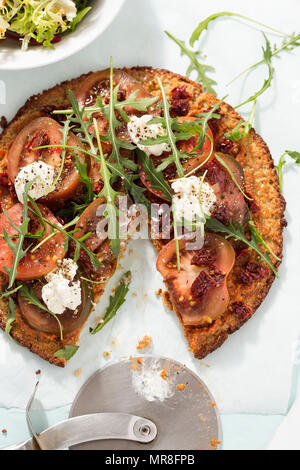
2 355 221 450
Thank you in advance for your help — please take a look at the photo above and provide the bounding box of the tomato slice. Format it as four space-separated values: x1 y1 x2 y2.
7 117 86 204
18 278 92 335
0 203 66 280
202 153 249 226
74 197 118 280
76 69 157 111
139 116 214 201
156 232 235 326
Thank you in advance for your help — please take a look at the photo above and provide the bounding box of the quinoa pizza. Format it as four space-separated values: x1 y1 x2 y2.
0 67 285 366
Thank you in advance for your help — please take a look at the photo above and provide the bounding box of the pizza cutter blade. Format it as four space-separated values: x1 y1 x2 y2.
69 355 222 450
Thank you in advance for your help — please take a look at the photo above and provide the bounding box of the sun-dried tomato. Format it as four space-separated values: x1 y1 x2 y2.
202 159 226 191
191 271 216 299
191 248 216 267
171 86 191 100
26 131 50 151
0 171 9 187
9 185 17 200
170 86 190 117
93 179 104 193
240 262 269 285
212 203 231 225
170 99 190 117
230 301 252 321
117 89 126 102
217 136 234 153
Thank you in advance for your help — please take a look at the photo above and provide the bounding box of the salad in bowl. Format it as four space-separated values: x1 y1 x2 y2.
0 0 125 70
0 0 91 50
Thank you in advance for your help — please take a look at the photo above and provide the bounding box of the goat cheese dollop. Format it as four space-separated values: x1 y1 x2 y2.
54 0 77 21
171 176 216 221
42 258 81 315
127 114 171 157
14 161 55 204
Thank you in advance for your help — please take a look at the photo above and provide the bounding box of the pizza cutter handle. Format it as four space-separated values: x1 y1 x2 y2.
1 413 157 450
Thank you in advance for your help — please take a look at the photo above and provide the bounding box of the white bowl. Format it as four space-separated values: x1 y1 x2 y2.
0 0 125 71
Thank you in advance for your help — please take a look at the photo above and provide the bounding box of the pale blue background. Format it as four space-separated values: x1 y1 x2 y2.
0 0 299 450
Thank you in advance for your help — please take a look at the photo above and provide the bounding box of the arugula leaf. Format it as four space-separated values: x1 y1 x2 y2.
205 217 278 276
225 100 257 141
248 219 281 262
54 345 79 360
90 271 131 334
275 150 300 192
94 118 122 258
28 205 102 270
228 32 300 86
165 31 217 95
235 34 274 109
137 149 172 201
0 285 22 301
19 285 63 340
2 181 32 288
156 78 187 177
5 298 16 340
74 154 95 204
44 118 72 197
190 12 287 47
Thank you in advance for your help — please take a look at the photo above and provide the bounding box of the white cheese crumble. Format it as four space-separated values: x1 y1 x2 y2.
127 114 171 157
54 0 77 21
14 161 55 204
131 360 174 402
42 258 81 315
171 176 216 222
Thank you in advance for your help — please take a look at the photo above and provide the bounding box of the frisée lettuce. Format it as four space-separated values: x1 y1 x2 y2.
0 0 91 50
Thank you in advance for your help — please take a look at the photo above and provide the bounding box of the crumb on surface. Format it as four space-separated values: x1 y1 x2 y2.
210 439 221 450
74 368 82 377
136 335 152 350
155 288 162 296
103 351 110 358
130 356 143 371
35 370 41 375
160 368 168 380
132 293 137 297
211 402 216 407
176 384 186 391
1 429 7 435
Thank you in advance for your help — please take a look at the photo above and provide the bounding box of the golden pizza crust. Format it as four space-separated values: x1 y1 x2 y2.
0 67 286 365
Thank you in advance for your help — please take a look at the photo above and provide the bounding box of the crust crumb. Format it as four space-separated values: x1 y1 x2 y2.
162 291 173 310
136 335 152 350
176 384 186 391
160 368 168 380
74 368 82 377
1 429 7 434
